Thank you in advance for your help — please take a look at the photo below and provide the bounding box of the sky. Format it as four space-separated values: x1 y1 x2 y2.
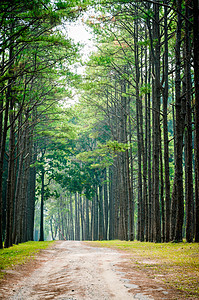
66 18 96 72
62 17 96 105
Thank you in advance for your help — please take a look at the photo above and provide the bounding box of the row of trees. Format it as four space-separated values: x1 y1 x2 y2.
1 0 199 246
66 0 199 243
0 0 87 248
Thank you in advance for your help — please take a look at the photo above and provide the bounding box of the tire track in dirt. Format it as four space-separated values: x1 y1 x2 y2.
0 241 182 299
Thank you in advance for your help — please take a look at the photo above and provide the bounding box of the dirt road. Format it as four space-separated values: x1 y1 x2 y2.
0 241 180 300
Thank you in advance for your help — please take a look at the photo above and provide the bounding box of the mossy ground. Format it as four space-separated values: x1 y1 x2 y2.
85 240 199 298
0 241 54 279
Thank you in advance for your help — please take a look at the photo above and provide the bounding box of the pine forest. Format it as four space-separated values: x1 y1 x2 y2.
0 0 199 249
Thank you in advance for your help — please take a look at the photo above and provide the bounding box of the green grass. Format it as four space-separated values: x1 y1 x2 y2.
85 240 199 298
0 241 54 279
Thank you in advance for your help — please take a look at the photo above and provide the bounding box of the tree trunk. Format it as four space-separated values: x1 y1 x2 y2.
98 183 104 240
184 1 193 242
152 1 161 243
79 195 85 241
103 168 108 240
85 197 89 240
163 0 171 242
129 110 135 241
144 35 149 242
39 168 45 241
75 193 80 240
134 19 143 241
108 166 114 240
4 95 15 248
12 113 23 244
27 135 37 241
0 23 13 249
148 54 152 242
160 127 165 242
173 0 185 242
193 0 199 242
69 193 74 240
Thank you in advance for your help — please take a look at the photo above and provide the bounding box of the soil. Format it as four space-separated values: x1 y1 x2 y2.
0 241 186 299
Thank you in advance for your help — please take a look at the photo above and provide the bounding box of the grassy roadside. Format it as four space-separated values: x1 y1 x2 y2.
85 240 199 298
0 241 55 279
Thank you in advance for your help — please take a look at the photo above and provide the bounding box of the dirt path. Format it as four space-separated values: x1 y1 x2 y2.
0 241 182 300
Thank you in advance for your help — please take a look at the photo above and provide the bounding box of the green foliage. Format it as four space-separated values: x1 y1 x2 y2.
93 54 114 67
76 140 132 169
139 84 152 96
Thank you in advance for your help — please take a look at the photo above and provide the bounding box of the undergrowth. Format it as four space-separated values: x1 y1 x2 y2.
0 241 54 279
85 240 199 298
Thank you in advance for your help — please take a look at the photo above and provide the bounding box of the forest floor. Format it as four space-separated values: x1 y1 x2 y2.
0 240 197 300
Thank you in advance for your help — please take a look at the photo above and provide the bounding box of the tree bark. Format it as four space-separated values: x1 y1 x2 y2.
193 0 199 242
129 109 135 241
69 193 74 240
4 87 15 248
109 165 115 240
152 1 161 243
39 168 45 241
134 18 143 241
163 0 171 242
184 1 193 242
103 168 108 240
85 197 89 240
173 0 185 242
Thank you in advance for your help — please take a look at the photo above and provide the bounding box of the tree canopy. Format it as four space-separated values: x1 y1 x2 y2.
0 0 199 247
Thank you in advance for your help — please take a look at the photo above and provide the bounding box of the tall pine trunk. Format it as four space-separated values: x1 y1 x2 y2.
4 88 15 248
134 19 143 241
173 0 185 242
39 168 45 241
152 1 161 242
103 168 108 240
163 0 171 242
184 1 193 242
193 0 199 242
